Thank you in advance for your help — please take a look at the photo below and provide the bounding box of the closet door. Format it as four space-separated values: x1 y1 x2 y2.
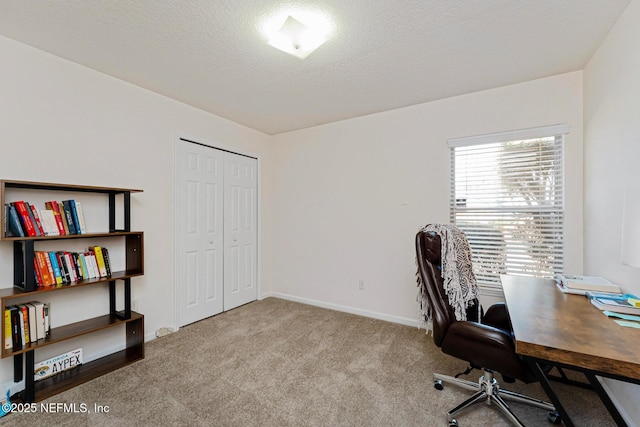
177 141 224 326
223 152 258 310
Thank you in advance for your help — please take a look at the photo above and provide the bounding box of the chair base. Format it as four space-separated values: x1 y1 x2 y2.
434 370 556 426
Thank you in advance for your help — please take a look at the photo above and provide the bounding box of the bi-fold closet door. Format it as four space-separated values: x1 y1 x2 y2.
177 140 257 327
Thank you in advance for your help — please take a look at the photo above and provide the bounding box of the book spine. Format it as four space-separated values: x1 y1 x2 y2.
27 304 37 343
25 204 41 236
101 247 112 276
18 307 26 345
33 258 43 287
91 246 108 278
64 252 77 283
56 252 70 283
44 304 50 336
48 252 63 285
4 308 12 350
8 204 25 237
46 201 66 236
33 301 45 340
74 201 86 234
3 204 11 238
62 200 77 235
29 204 45 236
10 307 21 349
69 200 82 235
13 201 37 237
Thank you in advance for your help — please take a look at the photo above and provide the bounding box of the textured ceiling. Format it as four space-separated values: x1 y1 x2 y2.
0 0 630 135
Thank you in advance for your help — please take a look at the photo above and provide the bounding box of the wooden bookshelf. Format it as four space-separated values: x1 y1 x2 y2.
0 180 145 402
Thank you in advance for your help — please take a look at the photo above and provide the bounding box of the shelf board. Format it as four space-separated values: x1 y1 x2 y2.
0 270 144 301
1 180 143 194
2 312 143 358
32 345 144 402
0 230 143 242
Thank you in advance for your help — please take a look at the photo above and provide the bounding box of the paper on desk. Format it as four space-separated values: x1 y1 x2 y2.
603 310 640 322
614 320 640 328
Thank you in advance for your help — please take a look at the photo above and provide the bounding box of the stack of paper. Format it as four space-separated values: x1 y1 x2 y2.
555 274 621 295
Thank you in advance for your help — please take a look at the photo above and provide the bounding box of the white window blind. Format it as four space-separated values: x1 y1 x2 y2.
449 125 567 295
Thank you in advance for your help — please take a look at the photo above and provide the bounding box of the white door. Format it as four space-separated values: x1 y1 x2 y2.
223 152 258 310
177 141 224 326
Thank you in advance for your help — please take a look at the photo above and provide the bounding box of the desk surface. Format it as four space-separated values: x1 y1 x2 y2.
501 275 640 381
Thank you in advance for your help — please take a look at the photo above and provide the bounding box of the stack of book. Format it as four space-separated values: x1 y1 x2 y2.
33 246 111 287
587 291 640 315
4 199 86 238
3 302 50 351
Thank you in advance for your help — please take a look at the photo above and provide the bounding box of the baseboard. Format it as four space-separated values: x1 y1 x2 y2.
263 292 420 328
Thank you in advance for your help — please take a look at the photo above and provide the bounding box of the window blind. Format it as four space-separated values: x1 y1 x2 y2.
449 126 566 295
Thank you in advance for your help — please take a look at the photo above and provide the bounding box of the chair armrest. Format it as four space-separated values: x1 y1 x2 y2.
482 302 512 332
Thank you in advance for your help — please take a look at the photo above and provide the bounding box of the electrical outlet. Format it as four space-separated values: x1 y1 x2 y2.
132 299 139 311
358 280 366 291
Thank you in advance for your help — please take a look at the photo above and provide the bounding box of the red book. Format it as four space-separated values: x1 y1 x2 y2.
36 251 54 286
33 258 44 287
45 201 66 236
12 201 36 237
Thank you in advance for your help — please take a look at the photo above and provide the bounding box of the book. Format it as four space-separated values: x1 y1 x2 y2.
7 204 24 237
64 252 77 282
45 201 66 236
26 303 37 343
91 246 108 278
68 200 82 234
4 308 12 350
12 201 37 237
74 201 86 234
33 257 44 287
44 303 50 336
48 252 63 285
32 301 46 340
555 274 621 294
38 209 59 236
590 294 640 315
29 204 45 236
18 305 27 345
56 252 70 283
78 253 90 280
10 307 21 349
61 200 77 235
101 247 112 276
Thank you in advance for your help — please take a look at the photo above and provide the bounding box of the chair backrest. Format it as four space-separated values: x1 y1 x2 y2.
415 229 458 347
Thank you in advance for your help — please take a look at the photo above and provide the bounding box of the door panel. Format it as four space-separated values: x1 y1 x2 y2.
224 152 258 310
178 142 224 326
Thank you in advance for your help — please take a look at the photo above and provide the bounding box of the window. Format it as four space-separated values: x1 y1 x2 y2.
449 125 568 296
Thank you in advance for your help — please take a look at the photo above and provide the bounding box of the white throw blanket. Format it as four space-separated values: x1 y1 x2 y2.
416 223 479 332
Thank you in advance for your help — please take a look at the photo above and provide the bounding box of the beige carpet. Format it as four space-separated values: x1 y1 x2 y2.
2 298 614 426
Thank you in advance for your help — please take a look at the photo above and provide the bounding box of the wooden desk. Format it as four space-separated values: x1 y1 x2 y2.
501 275 640 427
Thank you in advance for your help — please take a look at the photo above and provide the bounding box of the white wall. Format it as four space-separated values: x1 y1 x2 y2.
0 35 273 387
270 71 584 324
584 0 640 423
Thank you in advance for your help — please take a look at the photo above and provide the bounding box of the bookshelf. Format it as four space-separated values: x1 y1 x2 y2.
0 180 145 402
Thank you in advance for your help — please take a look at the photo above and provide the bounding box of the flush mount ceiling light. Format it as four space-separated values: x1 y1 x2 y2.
263 12 333 59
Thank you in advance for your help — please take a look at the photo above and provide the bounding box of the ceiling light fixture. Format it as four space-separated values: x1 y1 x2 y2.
264 12 332 59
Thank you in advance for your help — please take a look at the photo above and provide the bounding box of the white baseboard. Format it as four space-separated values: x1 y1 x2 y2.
262 292 420 328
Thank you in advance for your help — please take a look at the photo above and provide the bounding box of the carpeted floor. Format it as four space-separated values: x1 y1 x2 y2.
2 298 615 426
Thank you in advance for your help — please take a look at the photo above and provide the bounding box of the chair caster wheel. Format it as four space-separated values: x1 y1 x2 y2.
449 419 458 427
434 379 444 390
548 411 561 424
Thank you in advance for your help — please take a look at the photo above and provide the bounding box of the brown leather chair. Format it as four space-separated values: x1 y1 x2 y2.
416 228 559 426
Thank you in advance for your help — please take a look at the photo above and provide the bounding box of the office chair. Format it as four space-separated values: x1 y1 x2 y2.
416 227 559 426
